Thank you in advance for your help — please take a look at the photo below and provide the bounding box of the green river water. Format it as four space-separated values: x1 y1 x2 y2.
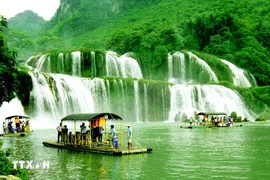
1 121 270 180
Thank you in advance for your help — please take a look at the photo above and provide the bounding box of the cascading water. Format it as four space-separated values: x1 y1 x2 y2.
134 80 141 122
168 85 256 122
166 51 257 122
91 51 97 77
168 52 186 84
0 98 25 133
221 59 257 87
22 51 148 126
143 83 149 122
0 50 258 126
188 52 219 83
106 51 143 79
71 51 81 76
168 52 218 84
57 53 65 74
34 54 48 72
28 72 98 127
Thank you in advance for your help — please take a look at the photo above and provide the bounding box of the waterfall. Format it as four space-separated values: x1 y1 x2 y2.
168 52 219 84
143 83 149 122
134 80 141 122
28 72 96 126
168 84 256 122
188 52 218 83
221 59 257 87
0 98 25 133
89 78 109 112
71 51 81 76
119 79 127 119
58 53 64 74
34 54 49 72
91 51 97 77
168 52 186 84
106 51 143 79
16 50 258 124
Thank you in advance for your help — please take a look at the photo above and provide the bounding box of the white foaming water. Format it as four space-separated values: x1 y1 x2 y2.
168 84 256 122
3 51 258 125
188 52 218 82
168 52 219 84
106 51 143 79
0 98 26 133
28 72 97 128
71 51 81 76
134 80 141 122
168 52 186 84
221 59 256 87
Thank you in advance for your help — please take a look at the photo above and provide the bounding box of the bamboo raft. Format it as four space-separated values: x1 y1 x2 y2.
43 141 152 155
43 112 153 155
0 132 29 137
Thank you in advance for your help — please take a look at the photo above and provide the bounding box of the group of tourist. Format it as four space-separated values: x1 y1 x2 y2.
189 115 234 127
56 122 68 143
212 116 234 126
56 122 133 149
108 124 132 149
2 118 28 134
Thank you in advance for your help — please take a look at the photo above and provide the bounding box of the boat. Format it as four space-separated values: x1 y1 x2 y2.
0 115 31 137
197 112 241 127
180 112 242 128
42 112 153 155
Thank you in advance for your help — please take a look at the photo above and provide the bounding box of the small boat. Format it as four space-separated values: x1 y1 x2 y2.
42 112 152 155
197 112 241 127
1 115 31 137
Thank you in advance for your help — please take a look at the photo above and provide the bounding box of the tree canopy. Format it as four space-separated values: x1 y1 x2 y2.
3 0 270 85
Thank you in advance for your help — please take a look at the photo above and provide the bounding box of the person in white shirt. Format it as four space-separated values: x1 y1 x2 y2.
127 124 132 148
56 122 63 143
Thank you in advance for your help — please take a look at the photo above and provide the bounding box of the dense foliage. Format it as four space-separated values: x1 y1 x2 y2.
0 141 28 179
1 0 270 114
5 0 270 86
8 10 46 38
0 16 32 107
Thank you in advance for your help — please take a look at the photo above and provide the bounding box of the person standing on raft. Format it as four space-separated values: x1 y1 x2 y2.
126 124 132 149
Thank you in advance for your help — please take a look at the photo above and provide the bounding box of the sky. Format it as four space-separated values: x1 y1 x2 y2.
0 0 60 20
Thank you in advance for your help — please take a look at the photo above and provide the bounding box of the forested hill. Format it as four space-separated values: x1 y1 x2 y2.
8 10 46 38
5 0 270 86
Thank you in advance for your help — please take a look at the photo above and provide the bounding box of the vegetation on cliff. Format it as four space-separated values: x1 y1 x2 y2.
6 0 270 86
0 0 270 115
0 15 32 107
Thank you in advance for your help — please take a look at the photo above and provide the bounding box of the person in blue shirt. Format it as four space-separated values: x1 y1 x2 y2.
110 125 116 147
127 124 132 148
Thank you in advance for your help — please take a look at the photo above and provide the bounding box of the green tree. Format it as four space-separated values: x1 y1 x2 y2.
0 15 32 106
0 15 8 31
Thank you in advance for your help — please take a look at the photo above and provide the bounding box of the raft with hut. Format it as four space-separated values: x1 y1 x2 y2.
180 112 242 128
42 112 152 155
0 115 31 137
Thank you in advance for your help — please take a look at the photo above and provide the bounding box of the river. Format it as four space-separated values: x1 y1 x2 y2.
1 121 270 180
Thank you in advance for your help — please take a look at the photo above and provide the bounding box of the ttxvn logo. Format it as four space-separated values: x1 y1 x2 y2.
13 160 50 169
